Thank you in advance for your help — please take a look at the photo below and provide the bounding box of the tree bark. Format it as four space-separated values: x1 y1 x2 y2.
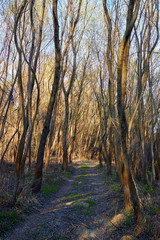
117 0 143 223
32 0 61 193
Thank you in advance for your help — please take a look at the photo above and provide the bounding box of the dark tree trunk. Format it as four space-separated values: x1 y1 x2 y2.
62 96 69 170
32 0 61 193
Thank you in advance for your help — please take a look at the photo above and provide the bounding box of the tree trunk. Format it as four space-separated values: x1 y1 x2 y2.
32 0 61 193
62 96 69 170
117 0 142 223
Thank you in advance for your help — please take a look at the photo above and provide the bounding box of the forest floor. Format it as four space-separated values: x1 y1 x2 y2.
0 158 160 240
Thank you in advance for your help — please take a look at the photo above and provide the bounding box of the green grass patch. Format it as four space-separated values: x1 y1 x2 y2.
8 191 14 196
85 198 95 207
25 172 32 180
72 193 82 200
0 209 22 235
76 175 85 182
71 184 86 190
85 208 93 215
73 198 95 216
22 208 31 215
81 164 89 169
150 204 160 215
41 184 58 195
42 175 64 196
105 182 109 186
120 194 124 198
71 184 78 189
112 184 120 193
64 171 73 178
73 204 87 213
125 210 133 227
80 171 89 175
62 192 82 201
73 203 93 216
79 185 86 190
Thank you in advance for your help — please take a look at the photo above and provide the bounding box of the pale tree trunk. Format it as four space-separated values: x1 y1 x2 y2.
94 88 106 167
103 0 118 175
68 55 89 163
99 62 109 172
134 26 146 182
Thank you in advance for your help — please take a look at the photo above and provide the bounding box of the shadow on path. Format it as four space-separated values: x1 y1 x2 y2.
3 158 134 240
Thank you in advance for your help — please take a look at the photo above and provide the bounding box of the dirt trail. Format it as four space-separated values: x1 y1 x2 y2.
2 159 140 240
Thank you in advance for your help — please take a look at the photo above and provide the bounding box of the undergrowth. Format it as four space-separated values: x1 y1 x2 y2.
0 166 74 236
0 209 22 236
73 198 95 216
41 184 58 195
81 164 89 169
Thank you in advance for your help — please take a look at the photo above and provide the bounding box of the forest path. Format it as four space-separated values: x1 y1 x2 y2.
3 158 133 240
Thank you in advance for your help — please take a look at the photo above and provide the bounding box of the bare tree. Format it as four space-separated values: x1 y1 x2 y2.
32 0 83 192
13 0 46 200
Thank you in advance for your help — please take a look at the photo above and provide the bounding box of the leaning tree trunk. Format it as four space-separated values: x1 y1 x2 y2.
32 0 61 193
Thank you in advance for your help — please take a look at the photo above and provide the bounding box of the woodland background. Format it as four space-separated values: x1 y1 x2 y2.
0 0 160 230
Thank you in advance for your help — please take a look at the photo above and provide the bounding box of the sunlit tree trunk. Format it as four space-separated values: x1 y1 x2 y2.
116 0 142 223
